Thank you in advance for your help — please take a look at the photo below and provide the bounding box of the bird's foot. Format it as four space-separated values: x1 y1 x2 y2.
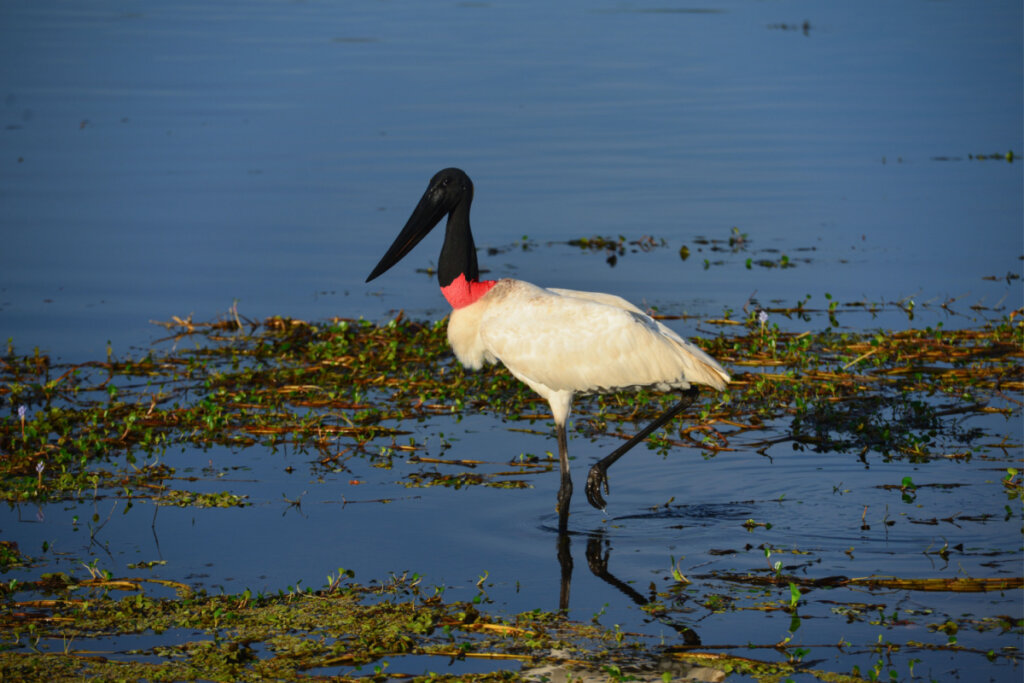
585 463 610 510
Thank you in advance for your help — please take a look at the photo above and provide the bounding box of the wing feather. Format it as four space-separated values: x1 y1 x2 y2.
479 282 729 394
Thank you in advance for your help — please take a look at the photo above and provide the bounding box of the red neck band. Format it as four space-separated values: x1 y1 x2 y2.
440 274 497 309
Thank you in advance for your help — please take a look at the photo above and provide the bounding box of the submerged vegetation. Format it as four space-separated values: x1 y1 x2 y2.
8 568 979 683
0 300 1021 680
0 570 648 682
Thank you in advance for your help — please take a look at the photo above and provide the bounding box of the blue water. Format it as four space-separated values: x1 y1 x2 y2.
1 1 1022 679
2 0 1020 359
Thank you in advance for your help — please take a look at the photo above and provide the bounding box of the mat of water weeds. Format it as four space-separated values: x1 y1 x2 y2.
0 303 1021 681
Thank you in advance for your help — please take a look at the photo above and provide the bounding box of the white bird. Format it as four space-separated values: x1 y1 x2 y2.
366 168 729 531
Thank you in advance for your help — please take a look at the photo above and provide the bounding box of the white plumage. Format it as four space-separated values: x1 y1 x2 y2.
450 279 728 406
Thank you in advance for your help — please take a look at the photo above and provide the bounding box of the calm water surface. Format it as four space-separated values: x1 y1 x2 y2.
1 0 1021 680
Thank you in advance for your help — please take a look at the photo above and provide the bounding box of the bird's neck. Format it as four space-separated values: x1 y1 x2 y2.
438 200 496 309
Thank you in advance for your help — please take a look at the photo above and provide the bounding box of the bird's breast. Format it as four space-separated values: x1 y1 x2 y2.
446 279 517 369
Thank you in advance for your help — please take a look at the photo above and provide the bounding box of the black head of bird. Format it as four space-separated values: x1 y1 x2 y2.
365 168 476 285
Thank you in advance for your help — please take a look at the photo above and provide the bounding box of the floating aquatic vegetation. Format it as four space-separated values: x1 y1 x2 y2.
0 306 1020 680
0 307 1020 506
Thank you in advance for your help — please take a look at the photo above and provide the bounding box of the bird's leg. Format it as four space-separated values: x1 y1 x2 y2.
585 387 700 510
556 422 572 533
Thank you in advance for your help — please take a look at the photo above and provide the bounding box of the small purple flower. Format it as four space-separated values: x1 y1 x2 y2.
18 405 26 421
757 310 769 327
36 461 44 475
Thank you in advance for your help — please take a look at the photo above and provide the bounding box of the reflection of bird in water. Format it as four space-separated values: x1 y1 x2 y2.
583 533 701 645
556 529 701 642
366 168 729 531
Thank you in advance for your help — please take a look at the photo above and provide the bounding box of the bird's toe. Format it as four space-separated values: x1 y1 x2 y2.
585 465 609 510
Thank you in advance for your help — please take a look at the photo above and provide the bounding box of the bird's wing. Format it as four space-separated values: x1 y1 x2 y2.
546 288 647 316
479 282 729 394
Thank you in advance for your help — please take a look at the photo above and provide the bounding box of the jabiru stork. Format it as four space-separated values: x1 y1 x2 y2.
366 168 729 531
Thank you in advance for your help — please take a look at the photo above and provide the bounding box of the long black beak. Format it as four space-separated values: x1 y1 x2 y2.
365 188 448 283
